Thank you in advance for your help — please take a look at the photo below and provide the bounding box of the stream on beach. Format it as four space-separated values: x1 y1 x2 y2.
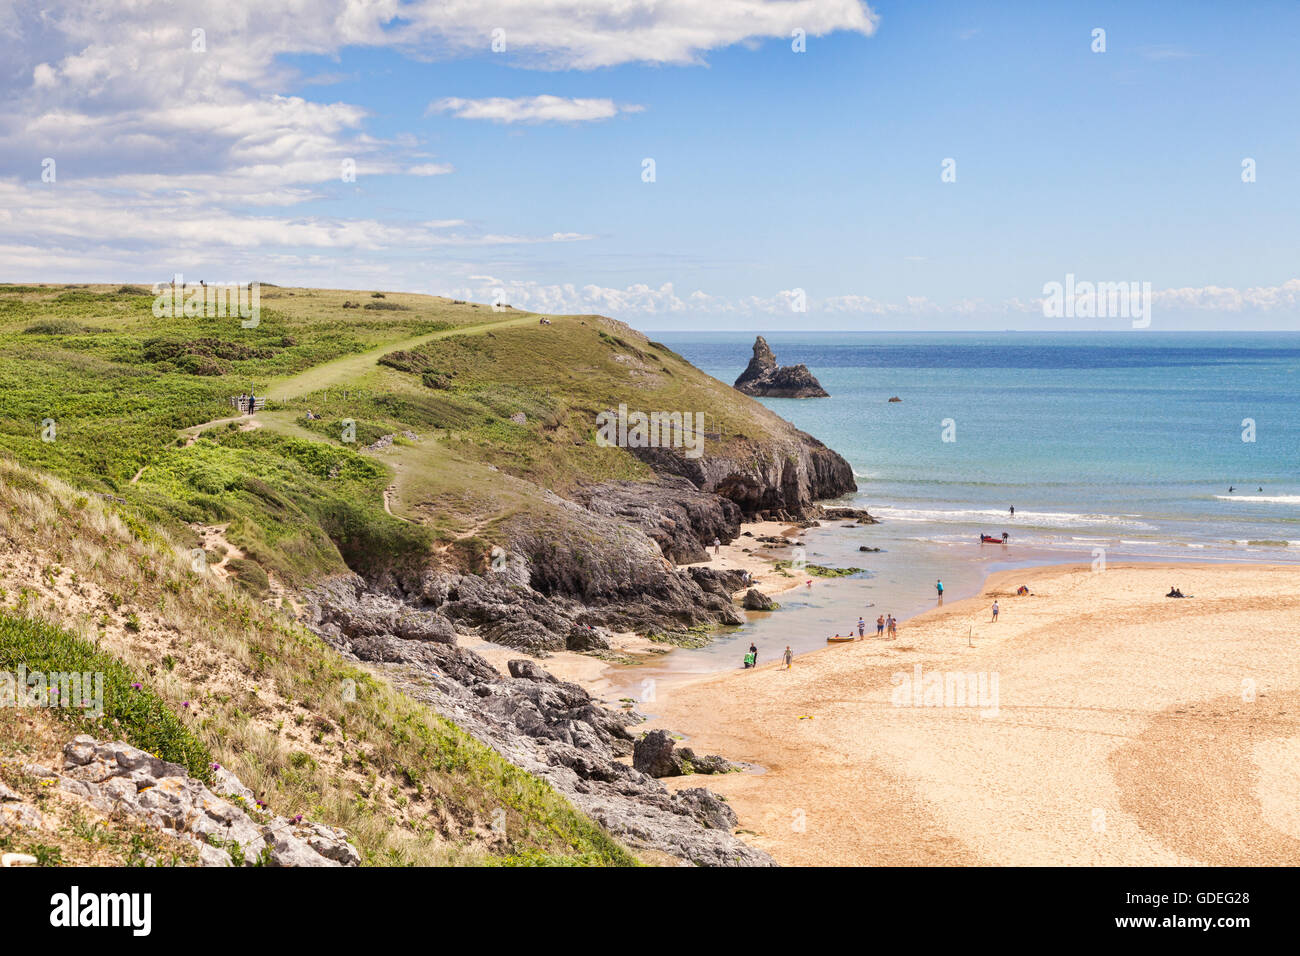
601 520 1067 708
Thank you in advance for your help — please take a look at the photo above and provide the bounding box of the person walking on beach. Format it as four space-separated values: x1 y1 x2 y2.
991 600 999 622
749 642 758 666
876 614 885 637
857 617 866 638
1009 506 1014 517
936 579 944 605
783 645 793 669
887 615 897 639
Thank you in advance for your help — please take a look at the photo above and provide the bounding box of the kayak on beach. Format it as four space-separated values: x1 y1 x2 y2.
826 635 856 643
981 533 1009 544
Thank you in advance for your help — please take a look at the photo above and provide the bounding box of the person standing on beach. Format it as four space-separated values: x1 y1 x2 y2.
749 642 758 666
887 615 897 639
783 646 793 669
876 614 885 637
713 536 721 556
991 600 999 622
1009 506 1014 517
936 579 944 605
857 617 866 638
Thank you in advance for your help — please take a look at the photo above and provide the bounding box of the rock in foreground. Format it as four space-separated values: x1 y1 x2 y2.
31 736 359 867
734 336 829 398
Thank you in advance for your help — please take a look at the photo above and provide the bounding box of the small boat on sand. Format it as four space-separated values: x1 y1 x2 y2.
826 635 856 643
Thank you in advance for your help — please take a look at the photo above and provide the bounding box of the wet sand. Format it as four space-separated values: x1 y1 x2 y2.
644 562 1300 866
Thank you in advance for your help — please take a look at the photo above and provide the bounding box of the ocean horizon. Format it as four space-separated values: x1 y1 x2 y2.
657 330 1300 565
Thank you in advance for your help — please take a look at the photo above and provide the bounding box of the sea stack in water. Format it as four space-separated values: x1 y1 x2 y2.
733 336 829 398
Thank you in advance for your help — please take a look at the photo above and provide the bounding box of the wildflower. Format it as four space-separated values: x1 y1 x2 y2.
130 682 142 690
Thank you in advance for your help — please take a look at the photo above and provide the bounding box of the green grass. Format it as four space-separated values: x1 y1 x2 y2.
0 456 639 865
0 284 799 581
0 612 213 778
0 283 815 866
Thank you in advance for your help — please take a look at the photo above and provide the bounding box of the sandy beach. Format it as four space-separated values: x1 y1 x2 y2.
644 562 1300 866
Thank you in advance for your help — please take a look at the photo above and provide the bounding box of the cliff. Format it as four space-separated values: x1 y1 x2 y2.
0 283 861 867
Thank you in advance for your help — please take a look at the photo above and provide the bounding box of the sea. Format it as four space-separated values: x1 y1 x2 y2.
605 331 1300 696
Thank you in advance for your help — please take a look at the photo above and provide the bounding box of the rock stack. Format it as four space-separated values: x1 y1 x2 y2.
733 336 829 398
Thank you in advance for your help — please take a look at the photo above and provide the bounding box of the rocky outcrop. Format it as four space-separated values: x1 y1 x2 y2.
820 505 878 524
22 736 359 867
571 477 741 564
314 524 745 656
633 729 736 778
742 588 775 611
304 589 773 865
688 566 750 598
630 431 854 521
733 336 829 398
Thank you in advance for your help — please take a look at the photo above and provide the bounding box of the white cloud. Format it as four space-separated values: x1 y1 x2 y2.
431 277 1300 321
427 95 643 124
0 1 879 283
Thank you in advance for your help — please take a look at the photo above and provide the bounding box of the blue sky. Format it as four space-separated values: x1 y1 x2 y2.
4 1 1299 329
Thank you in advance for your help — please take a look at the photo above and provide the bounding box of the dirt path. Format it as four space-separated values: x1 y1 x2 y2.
263 313 539 403
174 315 536 448
193 523 303 618
180 415 262 446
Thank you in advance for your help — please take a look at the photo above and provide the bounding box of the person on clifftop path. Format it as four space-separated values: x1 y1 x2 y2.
783 646 793 669
247 389 256 416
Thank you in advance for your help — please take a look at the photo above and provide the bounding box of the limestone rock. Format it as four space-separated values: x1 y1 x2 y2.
633 729 734 779
40 736 360 867
633 729 682 778
733 336 829 398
